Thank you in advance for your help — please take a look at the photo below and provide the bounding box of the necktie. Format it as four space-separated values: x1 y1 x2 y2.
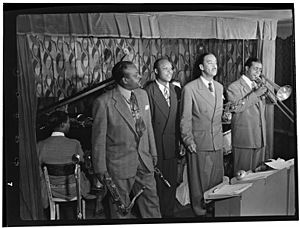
208 82 214 93
130 92 146 138
163 86 170 106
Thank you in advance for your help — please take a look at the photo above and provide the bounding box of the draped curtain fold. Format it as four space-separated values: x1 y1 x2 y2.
256 20 277 160
17 13 277 40
16 13 277 220
17 35 44 220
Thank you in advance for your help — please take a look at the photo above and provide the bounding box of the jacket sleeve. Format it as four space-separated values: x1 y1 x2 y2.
144 86 154 119
91 97 108 175
144 91 157 158
180 86 195 147
227 83 261 113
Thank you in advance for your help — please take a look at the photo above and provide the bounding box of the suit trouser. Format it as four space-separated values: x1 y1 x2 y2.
109 160 161 219
233 147 265 173
187 149 224 216
156 157 177 218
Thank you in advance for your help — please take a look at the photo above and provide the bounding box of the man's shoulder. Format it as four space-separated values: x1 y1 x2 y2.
135 87 148 96
228 77 242 89
143 80 156 90
214 80 223 89
94 88 114 103
183 78 199 89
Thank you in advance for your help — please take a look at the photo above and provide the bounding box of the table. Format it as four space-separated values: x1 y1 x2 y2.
205 167 295 217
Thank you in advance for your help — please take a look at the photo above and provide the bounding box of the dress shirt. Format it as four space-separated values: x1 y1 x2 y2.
156 80 170 96
118 84 132 111
156 80 170 105
242 75 256 89
200 76 215 95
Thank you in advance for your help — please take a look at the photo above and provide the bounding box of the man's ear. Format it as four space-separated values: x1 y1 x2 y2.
154 68 158 75
121 77 127 85
199 64 204 71
245 66 249 73
60 122 66 129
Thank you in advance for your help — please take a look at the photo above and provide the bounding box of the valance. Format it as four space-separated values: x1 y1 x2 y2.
17 13 160 38
17 13 277 40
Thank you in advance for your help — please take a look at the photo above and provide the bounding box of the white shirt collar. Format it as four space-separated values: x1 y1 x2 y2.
156 80 169 93
200 76 214 90
51 132 65 137
241 75 254 89
117 84 132 101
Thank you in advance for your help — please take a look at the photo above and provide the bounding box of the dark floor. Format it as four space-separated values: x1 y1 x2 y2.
52 198 201 220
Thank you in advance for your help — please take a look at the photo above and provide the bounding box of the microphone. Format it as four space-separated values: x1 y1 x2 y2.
72 154 80 164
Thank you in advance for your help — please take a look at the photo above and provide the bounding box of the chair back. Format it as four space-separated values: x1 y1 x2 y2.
42 162 83 219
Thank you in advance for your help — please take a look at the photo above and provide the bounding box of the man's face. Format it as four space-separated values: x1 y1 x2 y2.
123 64 142 90
155 60 173 83
199 54 218 78
245 61 263 81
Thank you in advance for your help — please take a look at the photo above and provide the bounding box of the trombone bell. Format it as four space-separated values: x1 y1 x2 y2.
260 75 292 101
276 85 292 101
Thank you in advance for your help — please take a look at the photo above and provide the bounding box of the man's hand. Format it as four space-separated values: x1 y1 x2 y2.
179 143 186 156
254 86 268 97
95 172 107 183
152 156 158 167
187 143 197 153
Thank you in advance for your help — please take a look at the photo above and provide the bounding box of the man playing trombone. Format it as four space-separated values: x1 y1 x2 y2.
227 57 269 174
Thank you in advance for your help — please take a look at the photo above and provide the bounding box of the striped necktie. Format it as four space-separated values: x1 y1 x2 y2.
163 86 170 106
130 91 146 137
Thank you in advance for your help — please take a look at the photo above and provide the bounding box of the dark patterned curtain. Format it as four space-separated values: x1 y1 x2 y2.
274 36 295 160
29 35 257 108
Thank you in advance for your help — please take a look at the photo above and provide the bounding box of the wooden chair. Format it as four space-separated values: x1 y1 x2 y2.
42 162 86 220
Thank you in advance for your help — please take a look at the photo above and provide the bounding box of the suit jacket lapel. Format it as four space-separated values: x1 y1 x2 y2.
196 78 216 110
169 85 177 117
240 78 260 109
112 88 137 136
152 83 170 119
213 81 222 108
240 78 252 95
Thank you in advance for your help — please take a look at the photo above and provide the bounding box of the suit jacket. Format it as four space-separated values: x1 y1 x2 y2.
92 86 157 179
37 136 90 208
144 81 180 160
180 77 223 151
227 76 266 148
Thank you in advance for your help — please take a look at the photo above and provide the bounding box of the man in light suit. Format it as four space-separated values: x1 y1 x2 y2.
227 57 268 174
144 58 181 218
92 61 161 219
180 53 224 216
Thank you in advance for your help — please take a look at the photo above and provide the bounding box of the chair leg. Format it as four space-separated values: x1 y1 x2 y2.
82 199 86 219
55 203 60 220
49 202 56 220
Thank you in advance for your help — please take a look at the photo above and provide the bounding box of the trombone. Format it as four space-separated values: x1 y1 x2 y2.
255 75 294 123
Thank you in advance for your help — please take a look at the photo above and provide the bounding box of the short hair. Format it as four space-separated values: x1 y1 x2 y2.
192 52 215 78
153 57 170 72
112 61 135 84
48 110 69 131
244 57 262 68
198 52 215 66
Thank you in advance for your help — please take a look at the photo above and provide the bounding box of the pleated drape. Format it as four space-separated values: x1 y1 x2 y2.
17 34 45 220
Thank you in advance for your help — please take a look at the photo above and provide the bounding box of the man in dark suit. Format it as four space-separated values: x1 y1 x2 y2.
227 57 268 174
180 53 224 216
92 61 161 218
37 111 91 213
144 57 181 218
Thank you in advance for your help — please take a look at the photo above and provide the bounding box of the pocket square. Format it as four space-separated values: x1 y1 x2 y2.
145 105 150 110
